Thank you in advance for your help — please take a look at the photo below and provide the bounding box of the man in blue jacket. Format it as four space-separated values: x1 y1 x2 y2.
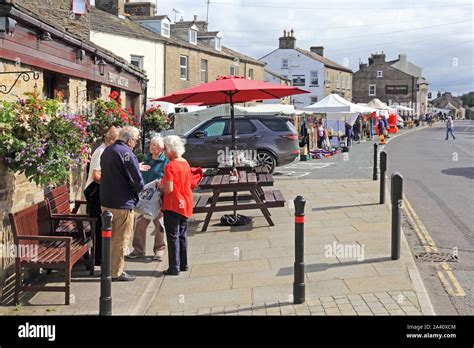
100 126 144 281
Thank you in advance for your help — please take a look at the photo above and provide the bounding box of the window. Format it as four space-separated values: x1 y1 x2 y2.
342 75 345 89
161 22 170 37
215 37 222 51
180 55 188 80
259 118 290 132
230 65 238 76
248 68 254 80
282 58 289 69
310 71 318 86
189 29 197 44
311 96 318 103
200 59 208 83
336 75 340 89
236 119 256 134
369 84 376 96
377 70 383 78
201 121 227 137
325 70 330 82
347 76 351 90
130 55 144 69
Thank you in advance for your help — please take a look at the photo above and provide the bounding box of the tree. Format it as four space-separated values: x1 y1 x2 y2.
460 92 474 107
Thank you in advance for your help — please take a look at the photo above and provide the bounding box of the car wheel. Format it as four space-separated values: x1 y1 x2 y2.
256 150 276 173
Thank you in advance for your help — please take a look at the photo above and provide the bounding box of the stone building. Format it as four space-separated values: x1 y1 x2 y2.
259 30 353 107
0 0 146 297
353 53 429 115
430 91 465 119
90 0 265 99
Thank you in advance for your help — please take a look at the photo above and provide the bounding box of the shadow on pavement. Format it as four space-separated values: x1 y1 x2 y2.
441 167 474 180
312 202 380 211
276 256 392 276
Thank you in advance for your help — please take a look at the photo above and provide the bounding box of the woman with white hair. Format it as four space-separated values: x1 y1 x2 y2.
157 135 193 275
127 135 169 261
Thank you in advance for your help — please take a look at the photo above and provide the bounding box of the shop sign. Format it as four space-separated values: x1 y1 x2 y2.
386 85 408 94
292 75 306 86
108 72 129 88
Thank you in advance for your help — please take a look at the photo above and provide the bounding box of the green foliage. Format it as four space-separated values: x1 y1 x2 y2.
142 105 170 138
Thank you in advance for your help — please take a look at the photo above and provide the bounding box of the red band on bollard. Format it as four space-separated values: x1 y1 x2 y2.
295 216 304 224
102 230 112 238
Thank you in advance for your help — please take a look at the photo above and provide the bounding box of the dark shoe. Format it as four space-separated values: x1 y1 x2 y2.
163 269 180 276
180 266 189 272
112 272 136 282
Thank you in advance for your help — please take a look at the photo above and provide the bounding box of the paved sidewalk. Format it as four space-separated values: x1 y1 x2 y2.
0 178 434 316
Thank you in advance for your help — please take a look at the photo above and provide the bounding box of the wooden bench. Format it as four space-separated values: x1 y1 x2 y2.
262 190 286 208
8 201 94 305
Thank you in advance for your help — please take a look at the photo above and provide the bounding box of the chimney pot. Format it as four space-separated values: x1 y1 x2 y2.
279 30 296 49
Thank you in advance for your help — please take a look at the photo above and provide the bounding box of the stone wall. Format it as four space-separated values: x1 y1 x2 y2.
165 46 265 95
10 0 91 40
0 60 44 102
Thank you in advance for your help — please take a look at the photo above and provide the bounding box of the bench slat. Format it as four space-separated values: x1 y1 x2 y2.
273 190 285 203
264 191 275 203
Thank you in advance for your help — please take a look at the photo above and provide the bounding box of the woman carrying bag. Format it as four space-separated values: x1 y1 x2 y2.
127 135 169 261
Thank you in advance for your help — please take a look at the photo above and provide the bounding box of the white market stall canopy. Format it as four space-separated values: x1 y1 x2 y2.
241 104 306 115
305 93 376 114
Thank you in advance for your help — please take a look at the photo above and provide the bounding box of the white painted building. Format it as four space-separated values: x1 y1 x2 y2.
260 30 353 107
89 5 166 99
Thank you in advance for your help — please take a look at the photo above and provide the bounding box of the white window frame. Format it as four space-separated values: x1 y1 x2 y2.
377 70 383 78
189 29 198 45
180 55 188 80
230 65 238 76
310 71 319 86
130 55 144 69
369 84 376 96
282 58 289 69
248 68 254 80
215 37 222 51
200 59 208 83
336 75 340 89
161 22 170 37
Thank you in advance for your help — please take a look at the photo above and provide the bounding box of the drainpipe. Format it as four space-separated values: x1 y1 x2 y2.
163 42 168 96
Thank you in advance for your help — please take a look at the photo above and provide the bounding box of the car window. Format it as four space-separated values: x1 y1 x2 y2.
201 121 226 137
259 118 290 132
236 119 256 135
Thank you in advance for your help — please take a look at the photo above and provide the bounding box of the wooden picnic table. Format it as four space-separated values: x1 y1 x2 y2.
195 171 285 232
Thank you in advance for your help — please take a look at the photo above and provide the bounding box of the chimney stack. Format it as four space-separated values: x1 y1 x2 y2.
95 0 127 17
310 46 324 56
398 54 407 72
124 1 156 17
279 29 296 49
371 52 386 64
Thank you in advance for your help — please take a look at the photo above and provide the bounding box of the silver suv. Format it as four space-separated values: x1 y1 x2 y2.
183 115 299 173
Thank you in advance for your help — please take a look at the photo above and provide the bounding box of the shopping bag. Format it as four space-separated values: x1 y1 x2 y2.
135 180 162 220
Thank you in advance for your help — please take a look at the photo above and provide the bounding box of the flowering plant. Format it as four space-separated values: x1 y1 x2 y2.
87 90 136 142
142 105 170 137
0 92 91 186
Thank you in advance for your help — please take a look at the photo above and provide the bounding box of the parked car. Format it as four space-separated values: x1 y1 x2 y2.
182 114 299 173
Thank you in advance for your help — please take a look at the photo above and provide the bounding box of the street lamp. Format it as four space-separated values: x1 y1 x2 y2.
98 58 106 76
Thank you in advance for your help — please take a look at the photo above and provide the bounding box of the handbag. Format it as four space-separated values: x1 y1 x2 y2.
220 214 253 226
135 180 162 220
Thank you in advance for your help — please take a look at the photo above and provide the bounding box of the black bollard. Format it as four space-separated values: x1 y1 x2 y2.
380 151 387 204
373 143 378 181
293 196 306 304
391 173 403 260
100 211 113 316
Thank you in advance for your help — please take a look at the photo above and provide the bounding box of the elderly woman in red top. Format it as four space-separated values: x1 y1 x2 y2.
157 135 193 275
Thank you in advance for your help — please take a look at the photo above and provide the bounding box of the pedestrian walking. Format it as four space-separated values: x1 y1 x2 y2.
84 126 120 266
100 126 144 282
445 116 456 140
127 135 168 261
345 122 353 146
317 122 325 149
157 136 193 276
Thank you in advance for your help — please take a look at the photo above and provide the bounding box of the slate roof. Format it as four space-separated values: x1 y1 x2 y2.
295 48 352 73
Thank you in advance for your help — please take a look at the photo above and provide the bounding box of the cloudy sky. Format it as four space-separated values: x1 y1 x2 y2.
134 0 473 96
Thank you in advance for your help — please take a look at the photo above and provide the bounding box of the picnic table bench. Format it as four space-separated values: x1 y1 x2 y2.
8 199 95 305
194 170 285 232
